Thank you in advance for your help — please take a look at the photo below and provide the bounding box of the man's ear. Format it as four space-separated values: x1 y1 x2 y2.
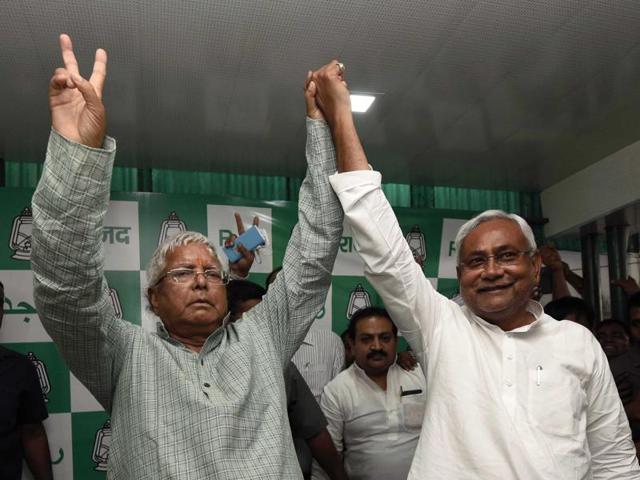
531 250 542 283
148 287 159 315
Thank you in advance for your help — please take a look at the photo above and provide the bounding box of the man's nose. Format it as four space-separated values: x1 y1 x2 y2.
193 271 209 288
481 257 504 278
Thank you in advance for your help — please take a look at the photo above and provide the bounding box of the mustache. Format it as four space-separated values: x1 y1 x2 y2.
367 349 387 359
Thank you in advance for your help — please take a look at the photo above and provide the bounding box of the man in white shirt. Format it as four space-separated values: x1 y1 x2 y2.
314 307 426 480
293 329 345 402
306 60 640 479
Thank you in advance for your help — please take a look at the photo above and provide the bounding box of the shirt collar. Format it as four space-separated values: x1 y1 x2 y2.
155 321 171 339
155 312 231 353
469 299 546 334
351 355 399 380
301 330 315 346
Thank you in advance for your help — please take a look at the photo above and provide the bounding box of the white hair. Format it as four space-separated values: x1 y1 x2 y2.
146 231 228 289
454 210 537 263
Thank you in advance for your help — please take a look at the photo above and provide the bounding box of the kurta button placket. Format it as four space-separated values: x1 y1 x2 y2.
502 334 517 419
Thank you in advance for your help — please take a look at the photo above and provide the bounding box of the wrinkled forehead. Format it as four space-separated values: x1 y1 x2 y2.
164 242 221 267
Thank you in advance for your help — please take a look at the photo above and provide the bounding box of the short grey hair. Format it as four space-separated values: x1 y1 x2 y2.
454 210 537 263
146 231 228 289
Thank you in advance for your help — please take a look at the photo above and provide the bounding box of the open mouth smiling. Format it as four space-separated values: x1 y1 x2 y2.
477 283 514 293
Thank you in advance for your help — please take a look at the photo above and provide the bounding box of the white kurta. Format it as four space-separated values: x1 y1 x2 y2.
318 362 426 480
292 329 345 402
329 169 640 479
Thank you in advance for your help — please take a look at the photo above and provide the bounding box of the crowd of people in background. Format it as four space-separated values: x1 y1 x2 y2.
534 245 640 457
538 255 640 459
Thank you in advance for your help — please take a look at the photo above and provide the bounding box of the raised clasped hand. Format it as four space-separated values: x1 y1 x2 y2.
49 33 107 148
307 60 351 126
304 70 324 121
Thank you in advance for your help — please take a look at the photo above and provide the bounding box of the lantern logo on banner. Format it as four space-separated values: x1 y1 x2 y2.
346 284 371 319
92 419 112 471
108 288 123 319
27 351 51 403
158 211 187 246
405 224 426 266
8 206 33 261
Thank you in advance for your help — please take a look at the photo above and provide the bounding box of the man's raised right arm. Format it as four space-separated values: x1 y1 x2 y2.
311 61 450 351
31 34 126 410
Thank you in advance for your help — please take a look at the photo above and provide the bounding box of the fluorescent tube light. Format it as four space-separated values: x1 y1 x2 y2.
350 95 375 113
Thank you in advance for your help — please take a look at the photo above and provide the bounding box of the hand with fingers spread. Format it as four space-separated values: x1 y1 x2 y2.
310 60 351 126
49 33 107 148
224 213 260 279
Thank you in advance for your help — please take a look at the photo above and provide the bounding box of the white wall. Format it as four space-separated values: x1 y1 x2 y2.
541 140 640 238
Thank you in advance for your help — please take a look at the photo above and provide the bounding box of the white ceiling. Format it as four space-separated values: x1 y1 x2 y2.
2 0 640 191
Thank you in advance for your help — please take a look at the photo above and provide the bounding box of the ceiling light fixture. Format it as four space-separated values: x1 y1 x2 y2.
350 94 376 113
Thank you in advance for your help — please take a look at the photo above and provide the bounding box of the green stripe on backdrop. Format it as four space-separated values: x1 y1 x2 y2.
413 185 544 245
5 161 541 214
151 169 289 200
5 162 43 189
6 161 138 192
412 185 541 218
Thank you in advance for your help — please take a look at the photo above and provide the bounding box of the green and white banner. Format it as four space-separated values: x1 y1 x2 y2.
0 187 472 479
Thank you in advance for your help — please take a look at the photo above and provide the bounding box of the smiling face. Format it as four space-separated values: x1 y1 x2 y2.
596 322 630 359
148 243 228 344
457 219 541 330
